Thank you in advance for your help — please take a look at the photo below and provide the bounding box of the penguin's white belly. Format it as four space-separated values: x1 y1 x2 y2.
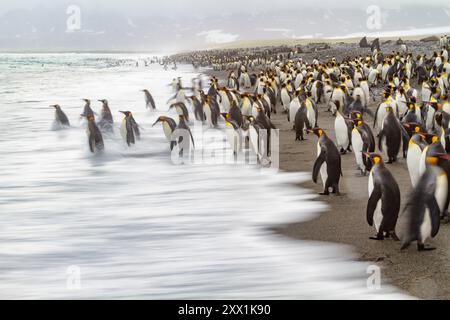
352 130 364 171
251 105 259 119
289 100 300 124
162 122 172 141
435 172 448 213
306 106 315 128
335 115 349 149
374 200 383 232
241 103 252 116
426 107 435 132
226 128 241 153
407 143 423 187
249 126 259 155
419 147 428 177
317 143 327 188
120 120 127 141
281 92 290 110
376 108 387 130
204 106 213 127
420 209 432 242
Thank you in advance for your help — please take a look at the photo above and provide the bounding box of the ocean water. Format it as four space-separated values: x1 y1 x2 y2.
0 53 409 299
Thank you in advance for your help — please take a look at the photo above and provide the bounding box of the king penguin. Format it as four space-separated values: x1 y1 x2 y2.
97 99 114 132
82 114 104 153
142 89 156 110
309 128 342 196
51 104 70 127
401 153 450 251
364 152 401 240
119 111 140 146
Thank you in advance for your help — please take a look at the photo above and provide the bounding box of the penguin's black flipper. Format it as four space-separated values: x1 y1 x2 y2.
312 151 326 184
89 135 95 153
400 124 410 158
367 185 382 227
426 195 441 238
126 120 135 145
373 103 381 129
378 130 385 152
188 129 195 149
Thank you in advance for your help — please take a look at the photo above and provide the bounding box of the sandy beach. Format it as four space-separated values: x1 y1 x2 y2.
204 42 450 299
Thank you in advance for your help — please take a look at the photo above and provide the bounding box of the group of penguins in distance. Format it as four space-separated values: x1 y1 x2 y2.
51 38 450 252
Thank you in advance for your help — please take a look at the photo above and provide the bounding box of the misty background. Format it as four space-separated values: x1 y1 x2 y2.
0 0 449 52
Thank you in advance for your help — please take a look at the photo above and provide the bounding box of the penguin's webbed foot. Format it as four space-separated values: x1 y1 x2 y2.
319 191 330 196
369 234 384 241
417 244 436 251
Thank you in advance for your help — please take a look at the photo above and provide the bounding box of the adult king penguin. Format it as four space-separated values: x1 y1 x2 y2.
97 99 114 132
82 114 104 153
119 111 140 146
142 89 156 110
401 153 450 251
309 128 342 196
51 104 70 127
364 152 401 240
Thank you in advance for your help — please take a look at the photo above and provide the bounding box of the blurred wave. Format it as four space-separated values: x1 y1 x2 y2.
0 54 409 299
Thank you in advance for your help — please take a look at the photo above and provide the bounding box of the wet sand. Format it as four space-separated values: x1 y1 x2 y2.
204 43 450 299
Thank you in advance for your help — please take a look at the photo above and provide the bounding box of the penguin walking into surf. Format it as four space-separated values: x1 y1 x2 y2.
81 98 95 118
401 153 450 251
97 99 114 132
142 89 156 110
119 111 140 146
169 102 190 122
173 114 195 156
153 116 177 150
309 128 342 196
364 152 401 241
224 118 242 160
81 114 104 153
51 104 70 127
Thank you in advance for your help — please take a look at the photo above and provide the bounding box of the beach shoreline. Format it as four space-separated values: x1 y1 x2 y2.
202 41 450 299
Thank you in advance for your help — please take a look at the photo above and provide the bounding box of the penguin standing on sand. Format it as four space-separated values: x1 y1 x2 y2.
401 154 449 251
309 128 342 196
119 111 140 146
351 116 376 175
334 101 352 154
97 99 114 132
364 152 401 240
82 114 104 153
406 129 428 187
51 104 70 127
378 106 408 163
142 89 156 110
294 104 310 141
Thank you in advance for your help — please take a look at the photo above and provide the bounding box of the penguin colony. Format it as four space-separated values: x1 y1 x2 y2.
52 35 450 252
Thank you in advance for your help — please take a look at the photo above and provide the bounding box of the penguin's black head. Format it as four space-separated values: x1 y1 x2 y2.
152 116 167 126
363 152 382 166
119 111 132 117
50 104 61 109
307 127 325 137
351 111 363 121
82 98 90 104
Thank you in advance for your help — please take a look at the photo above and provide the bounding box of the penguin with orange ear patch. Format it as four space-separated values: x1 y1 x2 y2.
364 152 400 240
309 128 342 196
